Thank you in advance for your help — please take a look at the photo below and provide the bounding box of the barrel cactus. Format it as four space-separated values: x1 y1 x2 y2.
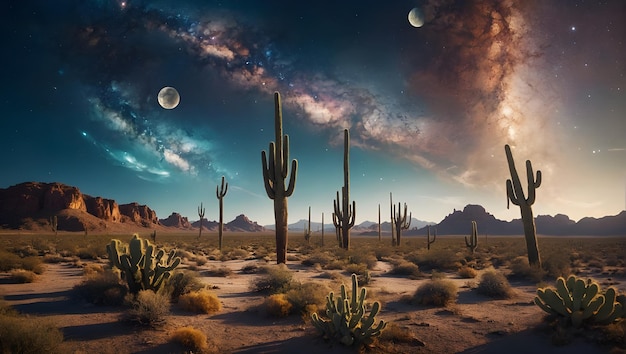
106 234 181 295
311 273 387 346
534 275 625 328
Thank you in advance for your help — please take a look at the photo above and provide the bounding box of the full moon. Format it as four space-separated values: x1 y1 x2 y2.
408 7 424 28
157 86 180 109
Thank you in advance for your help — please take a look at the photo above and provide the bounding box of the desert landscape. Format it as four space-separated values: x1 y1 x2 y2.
1 229 625 354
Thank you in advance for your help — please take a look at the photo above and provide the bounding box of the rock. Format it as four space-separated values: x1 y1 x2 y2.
159 212 192 228
85 197 121 222
119 202 159 226
226 214 265 232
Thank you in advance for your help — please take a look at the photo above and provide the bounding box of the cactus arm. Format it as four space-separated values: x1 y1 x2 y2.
261 146 276 199
285 159 297 197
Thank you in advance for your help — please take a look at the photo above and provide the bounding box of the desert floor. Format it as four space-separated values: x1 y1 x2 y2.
1 234 625 353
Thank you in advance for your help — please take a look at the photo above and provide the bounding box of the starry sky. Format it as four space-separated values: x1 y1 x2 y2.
1 0 624 226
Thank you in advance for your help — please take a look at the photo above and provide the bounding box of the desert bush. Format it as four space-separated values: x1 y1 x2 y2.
458 266 479 279
195 255 208 266
204 266 233 277
476 269 514 299
74 269 127 305
344 263 369 277
179 289 221 314
391 261 421 279
346 251 378 270
302 251 334 267
125 290 171 326
379 322 423 346
171 326 208 352
240 264 260 274
9 269 37 283
412 279 458 307
82 263 105 276
509 256 546 281
0 312 63 354
325 259 346 270
163 270 206 301
406 249 460 271
541 254 571 279
264 293 293 317
222 248 249 261
285 281 332 315
252 264 294 294
42 254 66 264
0 250 24 271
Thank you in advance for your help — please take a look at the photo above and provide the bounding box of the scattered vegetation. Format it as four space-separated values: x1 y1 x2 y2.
263 293 292 317
412 279 458 307
124 290 171 326
458 266 478 279
0 303 63 354
164 270 206 301
9 269 37 283
179 289 222 314
476 269 515 299
252 264 294 294
171 326 209 353
73 268 127 305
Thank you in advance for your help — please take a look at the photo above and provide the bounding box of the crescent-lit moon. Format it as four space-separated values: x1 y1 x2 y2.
408 7 424 28
157 86 180 109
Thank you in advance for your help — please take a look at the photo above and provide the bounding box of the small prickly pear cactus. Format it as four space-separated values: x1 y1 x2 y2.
106 234 181 295
534 275 625 328
311 273 387 347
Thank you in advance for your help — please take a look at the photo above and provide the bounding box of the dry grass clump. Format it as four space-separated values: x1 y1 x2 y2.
508 256 546 282
9 269 38 283
263 293 293 317
179 289 221 314
378 322 425 347
0 251 45 274
124 290 170 326
204 266 233 277
476 269 515 299
406 249 460 271
458 266 478 279
74 269 127 305
252 264 294 294
301 251 334 267
171 326 209 353
412 279 458 307
285 281 332 315
346 251 378 270
0 312 64 354
42 254 66 264
163 270 206 301
391 261 421 279
82 263 105 276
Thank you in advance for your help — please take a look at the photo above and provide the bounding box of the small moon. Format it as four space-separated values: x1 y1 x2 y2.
157 86 180 109
408 7 424 28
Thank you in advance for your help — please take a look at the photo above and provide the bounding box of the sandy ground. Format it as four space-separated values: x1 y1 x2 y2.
1 257 624 354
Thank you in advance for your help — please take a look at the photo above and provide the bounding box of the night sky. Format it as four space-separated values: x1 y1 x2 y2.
1 0 624 226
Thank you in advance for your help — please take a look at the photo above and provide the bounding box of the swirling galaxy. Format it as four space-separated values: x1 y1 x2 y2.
1 0 624 224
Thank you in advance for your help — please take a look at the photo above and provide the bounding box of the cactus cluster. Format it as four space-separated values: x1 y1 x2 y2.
534 275 626 328
106 234 181 295
311 274 387 347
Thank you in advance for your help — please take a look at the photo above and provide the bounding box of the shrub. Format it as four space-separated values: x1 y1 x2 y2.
74 269 127 305
264 293 293 317
82 263 105 276
20 256 45 274
125 290 170 326
9 269 37 283
204 266 233 277
42 254 66 264
301 252 334 267
477 269 514 299
179 289 221 314
407 249 460 271
412 279 458 306
0 250 22 271
171 326 208 352
0 313 63 354
346 251 378 270
252 264 294 294
285 282 331 315
458 266 478 279
391 262 421 279
509 256 546 281
241 264 260 274
164 270 206 301
344 263 369 277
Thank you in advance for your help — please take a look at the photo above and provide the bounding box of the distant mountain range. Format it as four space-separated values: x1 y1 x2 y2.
0 182 624 236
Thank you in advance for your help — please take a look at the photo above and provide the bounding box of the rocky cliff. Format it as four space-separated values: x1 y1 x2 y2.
159 212 192 229
0 182 159 230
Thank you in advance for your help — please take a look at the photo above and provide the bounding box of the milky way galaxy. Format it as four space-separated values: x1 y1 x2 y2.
1 0 624 224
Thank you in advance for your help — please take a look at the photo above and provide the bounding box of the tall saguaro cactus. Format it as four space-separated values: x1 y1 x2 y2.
321 212 325 246
216 176 228 251
197 203 205 239
332 129 356 250
378 204 382 242
304 206 312 243
261 92 298 264
505 144 542 267
49 215 58 236
427 226 436 250
465 221 478 254
392 201 411 246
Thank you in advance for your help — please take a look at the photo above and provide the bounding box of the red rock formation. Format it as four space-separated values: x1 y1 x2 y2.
159 212 191 229
119 202 159 225
42 183 87 212
85 197 121 222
